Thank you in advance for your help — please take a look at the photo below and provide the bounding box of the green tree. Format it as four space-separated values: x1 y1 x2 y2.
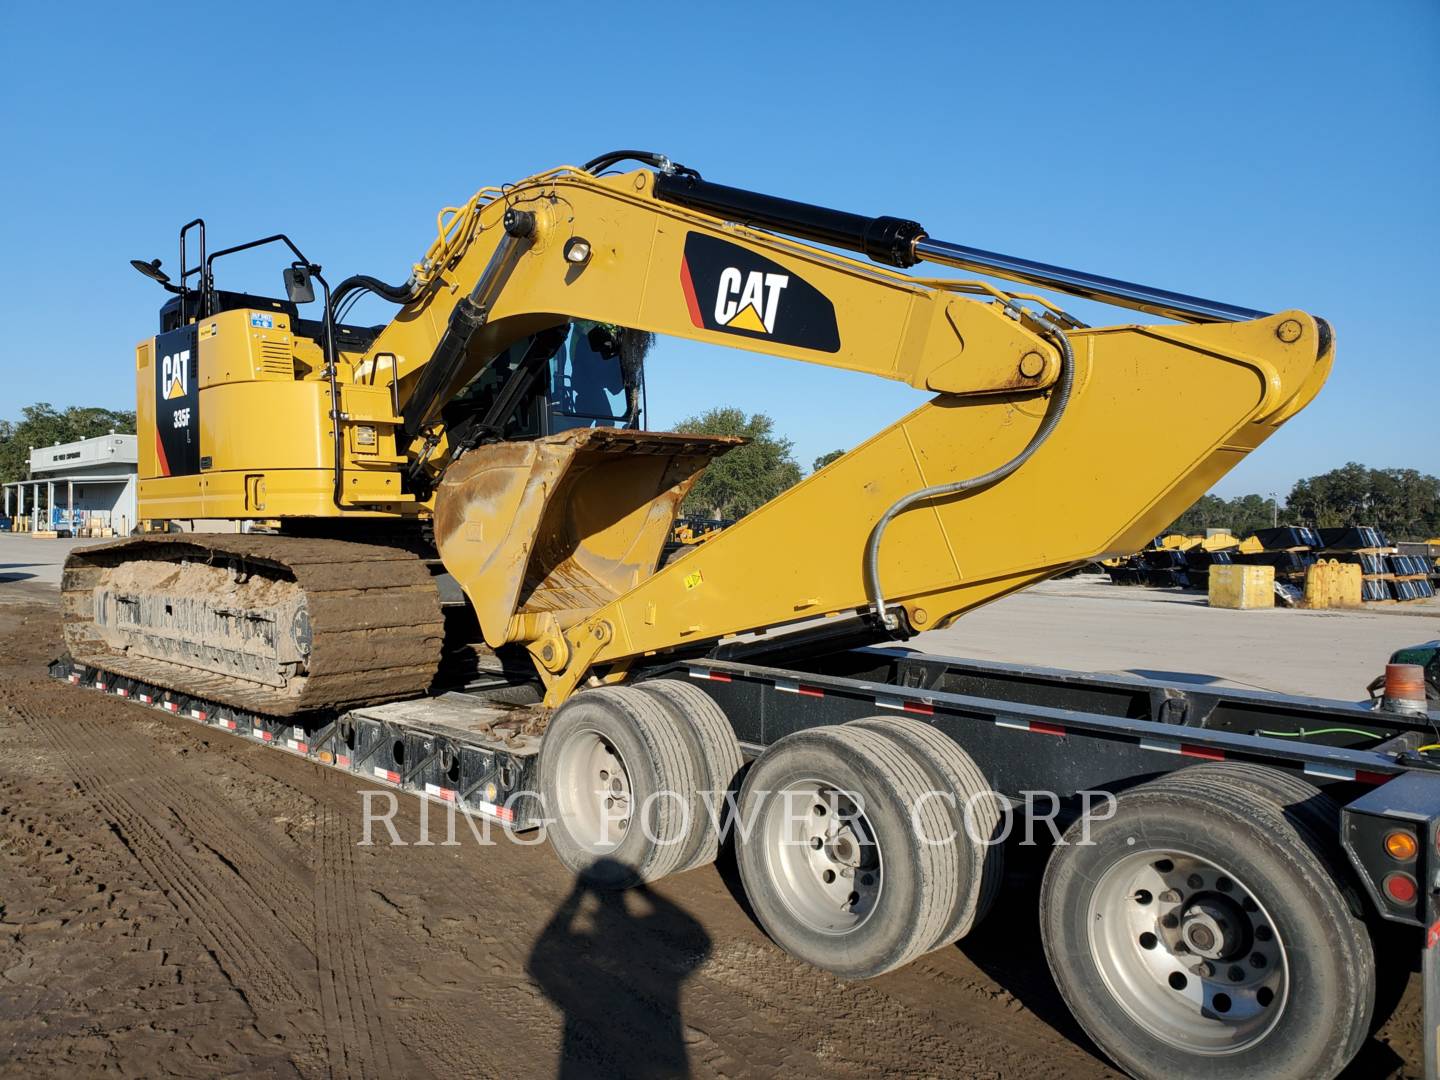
1163 464 1440 541
0 403 137 485
1287 463 1440 539
813 449 845 473
672 407 802 518
1165 492 1277 537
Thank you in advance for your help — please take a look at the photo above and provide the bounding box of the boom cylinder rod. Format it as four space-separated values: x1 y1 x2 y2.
912 236 1269 324
653 170 1268 324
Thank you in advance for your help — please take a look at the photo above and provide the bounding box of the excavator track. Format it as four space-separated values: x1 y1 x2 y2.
60 535 444 716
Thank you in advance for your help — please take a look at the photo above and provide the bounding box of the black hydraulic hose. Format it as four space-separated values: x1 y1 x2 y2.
327 273 416 323
864 322 1076 633
583 150 675 174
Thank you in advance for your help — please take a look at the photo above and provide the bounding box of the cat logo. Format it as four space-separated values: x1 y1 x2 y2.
161 349 191 400
680 232 840 353
713 268 788 334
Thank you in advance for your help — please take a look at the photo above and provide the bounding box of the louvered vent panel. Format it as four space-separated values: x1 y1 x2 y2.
258 339 293 377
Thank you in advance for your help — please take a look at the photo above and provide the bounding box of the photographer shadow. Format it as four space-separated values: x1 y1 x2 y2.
527 858 712 1079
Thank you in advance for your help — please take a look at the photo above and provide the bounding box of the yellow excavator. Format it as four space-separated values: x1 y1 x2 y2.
62 149 1330 714
60 154 1440 1080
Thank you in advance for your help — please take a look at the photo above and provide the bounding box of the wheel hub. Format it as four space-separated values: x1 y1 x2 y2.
764 781 883 935
552 728 633 851
1087 849 1288 1054
1177 896 1247 961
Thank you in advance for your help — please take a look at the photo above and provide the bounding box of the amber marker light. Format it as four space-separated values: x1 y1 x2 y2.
1383 829 1418 861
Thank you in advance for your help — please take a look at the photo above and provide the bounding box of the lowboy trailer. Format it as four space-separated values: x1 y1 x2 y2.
52 639 1439 1080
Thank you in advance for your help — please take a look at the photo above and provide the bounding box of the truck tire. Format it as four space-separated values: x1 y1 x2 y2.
635 678 744 875
734 725 960 979
539 686 699 889
1039 769 1374 1080
850 715 1004 948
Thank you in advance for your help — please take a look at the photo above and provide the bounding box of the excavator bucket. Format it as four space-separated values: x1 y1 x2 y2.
433 428 741 649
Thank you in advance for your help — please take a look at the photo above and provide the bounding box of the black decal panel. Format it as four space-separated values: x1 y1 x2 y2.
679 233 840 353
154 325 200 476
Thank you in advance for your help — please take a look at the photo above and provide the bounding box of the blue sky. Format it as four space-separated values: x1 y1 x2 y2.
1 2 1435 497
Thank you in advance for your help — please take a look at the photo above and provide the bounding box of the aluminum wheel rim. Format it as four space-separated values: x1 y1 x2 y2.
552 727 632 852
1087 847 1288 1054
762 779 882 935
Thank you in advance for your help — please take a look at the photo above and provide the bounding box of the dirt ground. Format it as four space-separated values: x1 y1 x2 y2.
0 584 1424 1078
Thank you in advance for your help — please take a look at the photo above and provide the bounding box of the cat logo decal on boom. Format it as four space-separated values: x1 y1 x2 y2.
679 232 840 352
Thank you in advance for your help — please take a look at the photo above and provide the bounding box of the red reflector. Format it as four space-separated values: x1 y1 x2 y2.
1030 721 1066 737
903 701 935 716
1383 872 1418 905
708 671 732 682
1179 744 1225 761
797 685 824 698
1356 771 1392 787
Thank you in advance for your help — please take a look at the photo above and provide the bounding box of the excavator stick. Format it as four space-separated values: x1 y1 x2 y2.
432 427 741 656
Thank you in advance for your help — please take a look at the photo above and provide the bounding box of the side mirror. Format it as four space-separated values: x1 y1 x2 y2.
283 265 315 305
130 258 171 285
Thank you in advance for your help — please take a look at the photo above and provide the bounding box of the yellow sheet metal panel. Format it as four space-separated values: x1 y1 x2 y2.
199 382 331 472
135 341 157 478
1209 564 1275 609
139 469 409 519
197 309 296 387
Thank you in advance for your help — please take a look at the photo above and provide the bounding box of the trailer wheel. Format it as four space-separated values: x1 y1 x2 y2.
636 679 744 874
539 686 699 889
1040 770 1374 1080
734 725 959 979
849 715 1004 947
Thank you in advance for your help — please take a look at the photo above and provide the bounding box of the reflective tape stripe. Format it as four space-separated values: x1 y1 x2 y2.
688 669 731 682
775 678 824 697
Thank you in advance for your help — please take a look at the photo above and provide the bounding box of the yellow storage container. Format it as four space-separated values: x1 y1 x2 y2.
1303 559 1362 608
1209 564 1274 609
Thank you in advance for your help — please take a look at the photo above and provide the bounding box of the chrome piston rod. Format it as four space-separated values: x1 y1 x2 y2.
650 165 1269 324
912 236 1269 325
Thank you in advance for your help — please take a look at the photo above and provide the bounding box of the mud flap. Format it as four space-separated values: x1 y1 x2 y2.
433 428 740 649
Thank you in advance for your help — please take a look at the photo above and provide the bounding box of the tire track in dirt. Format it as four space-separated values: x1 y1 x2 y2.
22 703 319 1042
146 721 425 1077
0 754 296 1076
12 681 423 1080
314 797 423 1079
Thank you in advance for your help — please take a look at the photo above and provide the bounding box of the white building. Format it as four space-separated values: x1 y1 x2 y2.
3 434 138 534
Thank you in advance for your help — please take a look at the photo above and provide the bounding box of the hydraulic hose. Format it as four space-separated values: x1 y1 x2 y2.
583 149 674 175
327 273 417 322
865 321 1076 633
